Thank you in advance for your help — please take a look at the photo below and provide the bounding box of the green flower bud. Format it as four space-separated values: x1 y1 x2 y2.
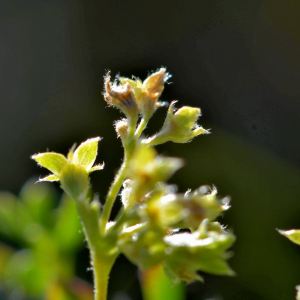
128 143 183 206
163 219 235 284
144 101 209 146
143 186 228 230
60 164 89 199
114 119 129 140
118 224 167 269
120 179 132 208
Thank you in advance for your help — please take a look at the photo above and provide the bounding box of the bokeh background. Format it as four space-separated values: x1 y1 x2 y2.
1 0 300 299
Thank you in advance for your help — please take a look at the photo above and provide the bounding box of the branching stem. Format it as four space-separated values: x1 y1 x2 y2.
135 117 149 138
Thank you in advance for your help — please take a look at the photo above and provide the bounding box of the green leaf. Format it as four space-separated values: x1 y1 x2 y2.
4 249 47 296
32 152 68 175
73 137 101 171
278 229 300 246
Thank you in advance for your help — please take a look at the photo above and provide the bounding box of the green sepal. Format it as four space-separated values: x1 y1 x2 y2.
118 225 167 269
73 137 102 171
31 153 68 175
60 164 89 199
162 220 235 284
38 174 60 182
88 163 105 174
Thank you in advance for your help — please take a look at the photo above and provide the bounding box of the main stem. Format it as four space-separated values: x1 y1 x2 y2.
91 251 117 300
77 198 118 300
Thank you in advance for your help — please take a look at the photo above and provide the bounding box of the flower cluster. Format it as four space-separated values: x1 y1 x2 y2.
32 67 235 296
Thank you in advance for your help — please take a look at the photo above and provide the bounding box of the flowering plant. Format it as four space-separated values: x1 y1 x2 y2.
32 68 235 300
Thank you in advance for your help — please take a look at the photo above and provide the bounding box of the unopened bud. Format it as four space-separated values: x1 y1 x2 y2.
144 101 209 145
119 68 170 120
121 179 132 208
104 72 138 119
114 119 129 139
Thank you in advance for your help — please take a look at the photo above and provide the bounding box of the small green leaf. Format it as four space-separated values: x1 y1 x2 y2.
278 229 300 246
73 137 102 171
32 153 68 175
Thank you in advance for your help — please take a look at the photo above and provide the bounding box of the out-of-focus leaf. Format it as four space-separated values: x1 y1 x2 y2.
19 179 57 228
4 249 47 296
52 193 83 251
0 192 19 239
45 281 73 300
67 278 94 300
0 243 15 277
141 264 185 300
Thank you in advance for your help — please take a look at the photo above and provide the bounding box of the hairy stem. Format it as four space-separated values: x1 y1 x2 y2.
135 117 149 138
76 197 118 300
100 158 129 234
100 116 137 235
91 251 117 300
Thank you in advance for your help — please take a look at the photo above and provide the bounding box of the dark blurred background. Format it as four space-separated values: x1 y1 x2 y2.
1 0 300 299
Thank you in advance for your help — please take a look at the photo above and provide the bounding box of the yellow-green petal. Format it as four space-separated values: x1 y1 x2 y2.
118 77 137 88
38 174 60 182
278 229 300 246
73 137 102 171
31 153 68 175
